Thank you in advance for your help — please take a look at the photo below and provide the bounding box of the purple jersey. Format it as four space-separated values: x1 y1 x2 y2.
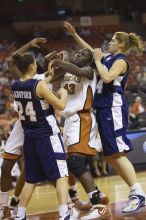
12 79 60 138
93 53 129 108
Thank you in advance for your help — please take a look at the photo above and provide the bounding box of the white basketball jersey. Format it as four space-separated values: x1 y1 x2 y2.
61 72 97 118
34 73 52 90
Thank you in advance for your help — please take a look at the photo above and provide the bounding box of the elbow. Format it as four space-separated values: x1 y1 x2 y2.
55 97 67 111
57 103 66 111
102 77 112 83
59 105 65 111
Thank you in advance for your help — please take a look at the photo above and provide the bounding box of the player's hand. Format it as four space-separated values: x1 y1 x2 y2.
48 58 64 69
48 59 57 69
57 51 70 62
30 38 47 48
45 51 61 62
93 48 103 61
64 21 76 36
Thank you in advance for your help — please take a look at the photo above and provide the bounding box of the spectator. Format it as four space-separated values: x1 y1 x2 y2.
128 106 140 130
131 96 145 115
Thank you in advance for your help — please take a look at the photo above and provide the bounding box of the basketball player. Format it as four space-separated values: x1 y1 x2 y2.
49 48 110 220
64 21 146 213
47 50 110 213
0 38 59 219
11 51 80 220
0 38 48 219
0 40 80 220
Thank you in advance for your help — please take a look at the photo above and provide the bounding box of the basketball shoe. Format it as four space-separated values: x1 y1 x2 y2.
14 216 26 220
122 194 145 213
80 204 110 220
59 206 80 220
69 188 109 211
70 197 92 211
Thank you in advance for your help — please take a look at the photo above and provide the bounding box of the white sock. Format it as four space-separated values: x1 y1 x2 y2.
59 204 68 217
130 183 144 195
88 190 97 199
17 206 26 217
0 191 9 206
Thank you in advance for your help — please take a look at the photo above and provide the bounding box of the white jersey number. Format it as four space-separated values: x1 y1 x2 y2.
15 101 37 122
64 84 75 95
96 79 103 94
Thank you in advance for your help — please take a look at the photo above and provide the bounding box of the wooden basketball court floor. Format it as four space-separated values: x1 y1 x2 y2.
9 171 146 220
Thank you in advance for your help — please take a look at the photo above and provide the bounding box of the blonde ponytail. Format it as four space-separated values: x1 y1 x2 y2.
115 32 145 55
129 33 145 55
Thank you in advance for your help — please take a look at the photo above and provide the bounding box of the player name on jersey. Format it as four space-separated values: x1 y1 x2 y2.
12 91 32 99
64 75 81 83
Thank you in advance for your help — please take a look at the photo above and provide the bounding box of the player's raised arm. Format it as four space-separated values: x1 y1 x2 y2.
12 38 47 56
64 21 94 51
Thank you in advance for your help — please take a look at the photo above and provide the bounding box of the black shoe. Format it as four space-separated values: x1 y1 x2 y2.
10 197 20 218
10 197 20 207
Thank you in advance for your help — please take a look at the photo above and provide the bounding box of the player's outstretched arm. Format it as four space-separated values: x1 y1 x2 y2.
49 59 93 80
12 38 47 56
64 21 93 51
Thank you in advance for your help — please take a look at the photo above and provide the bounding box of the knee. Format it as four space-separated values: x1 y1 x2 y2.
111 152 125 160
106 152 125 163
67 155 88 178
